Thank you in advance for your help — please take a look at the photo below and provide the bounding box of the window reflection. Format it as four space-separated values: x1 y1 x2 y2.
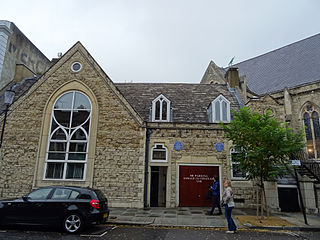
54 92 73 109
152 94 170 122
46 91 91 180
303 106 320 159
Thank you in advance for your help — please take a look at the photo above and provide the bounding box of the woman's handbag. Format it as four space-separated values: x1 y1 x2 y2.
227 201 235 207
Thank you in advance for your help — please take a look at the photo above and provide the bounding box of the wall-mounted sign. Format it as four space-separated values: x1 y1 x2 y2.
215 143 224 152
174 141 183 151
290 160 301 166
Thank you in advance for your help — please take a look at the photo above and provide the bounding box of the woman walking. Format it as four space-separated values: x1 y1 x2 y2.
222 180 237 233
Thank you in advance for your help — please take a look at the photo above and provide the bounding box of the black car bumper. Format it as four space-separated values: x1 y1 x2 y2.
86 209 110 225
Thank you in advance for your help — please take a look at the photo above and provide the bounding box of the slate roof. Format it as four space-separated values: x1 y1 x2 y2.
116 83 240 123
0 77 38 114
232 33 320 95
0 80 240 124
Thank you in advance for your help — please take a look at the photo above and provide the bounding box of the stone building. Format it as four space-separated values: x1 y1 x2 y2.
0 42 243 209
0 24 319 212
201 33 320 213
0 20 51 89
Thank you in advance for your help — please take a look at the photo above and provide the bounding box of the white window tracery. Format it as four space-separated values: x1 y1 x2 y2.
44 91 91 180
211 95 230 123
152 94 171 122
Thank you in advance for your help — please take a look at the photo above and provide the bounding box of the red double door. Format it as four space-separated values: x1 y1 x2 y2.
179 165 219 207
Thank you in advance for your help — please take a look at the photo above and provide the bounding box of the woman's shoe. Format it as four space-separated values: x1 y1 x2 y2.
226 231 235 234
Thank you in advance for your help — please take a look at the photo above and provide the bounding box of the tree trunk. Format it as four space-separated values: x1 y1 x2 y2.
255 179 269 221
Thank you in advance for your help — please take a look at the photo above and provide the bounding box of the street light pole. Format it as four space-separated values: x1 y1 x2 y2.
0 89 15 149
0 104 9 148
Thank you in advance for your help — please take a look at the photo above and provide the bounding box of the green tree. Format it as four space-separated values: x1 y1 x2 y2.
222 107 305 218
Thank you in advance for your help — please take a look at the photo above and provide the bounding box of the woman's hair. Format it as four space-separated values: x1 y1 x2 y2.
224 180 232 187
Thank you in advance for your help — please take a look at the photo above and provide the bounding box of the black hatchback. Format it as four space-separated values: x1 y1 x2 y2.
0 186 109 233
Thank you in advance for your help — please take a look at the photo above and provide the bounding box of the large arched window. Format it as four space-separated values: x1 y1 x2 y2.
303 104 320 159
44 91 92 180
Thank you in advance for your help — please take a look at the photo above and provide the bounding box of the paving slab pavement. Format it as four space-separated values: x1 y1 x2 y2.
107 207 320 231
108 207 237 228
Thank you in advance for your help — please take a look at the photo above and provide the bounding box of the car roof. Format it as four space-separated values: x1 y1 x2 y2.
40 185 96 192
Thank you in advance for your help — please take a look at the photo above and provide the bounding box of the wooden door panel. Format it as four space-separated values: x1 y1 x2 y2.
179 166 219 207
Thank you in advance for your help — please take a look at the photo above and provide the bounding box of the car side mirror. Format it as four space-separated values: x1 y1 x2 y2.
22 195 29 201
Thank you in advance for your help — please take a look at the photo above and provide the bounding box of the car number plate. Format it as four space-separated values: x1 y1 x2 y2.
104 213 109 218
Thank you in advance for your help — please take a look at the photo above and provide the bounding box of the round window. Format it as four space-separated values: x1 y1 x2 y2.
71 62 82 72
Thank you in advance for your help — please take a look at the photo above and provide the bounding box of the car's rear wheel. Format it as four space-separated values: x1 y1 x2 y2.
63 213 83 234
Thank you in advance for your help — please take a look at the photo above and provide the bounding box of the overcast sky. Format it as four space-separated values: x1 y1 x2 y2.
2 0 320 83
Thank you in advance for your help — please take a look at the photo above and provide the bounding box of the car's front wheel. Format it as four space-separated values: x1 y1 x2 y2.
63 213 83 234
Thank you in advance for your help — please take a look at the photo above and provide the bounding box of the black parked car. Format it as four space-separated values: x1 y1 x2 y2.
0 186 109 233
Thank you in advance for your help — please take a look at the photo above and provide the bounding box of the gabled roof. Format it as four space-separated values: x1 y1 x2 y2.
116 83 240 123
232 33 320 95
0 42 145 126
0 76 38 114
200 61 226 84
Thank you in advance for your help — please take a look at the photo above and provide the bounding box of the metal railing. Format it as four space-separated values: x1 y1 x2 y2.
293 151 320 182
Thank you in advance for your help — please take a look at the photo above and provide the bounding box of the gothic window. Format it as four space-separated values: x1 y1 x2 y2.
44 91 91 180
152 94 171 122
151 144 167 162
303 104 320 159
211 95 230 123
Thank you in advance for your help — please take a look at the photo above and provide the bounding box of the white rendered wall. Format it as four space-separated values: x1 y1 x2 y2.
0 21 11 83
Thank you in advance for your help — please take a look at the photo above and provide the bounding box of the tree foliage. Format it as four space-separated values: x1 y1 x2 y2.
222 107 305 184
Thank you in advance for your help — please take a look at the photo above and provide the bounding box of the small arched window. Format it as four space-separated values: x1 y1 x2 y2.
151 144 168 162
303 104 320 159
44 91 91 180
211 95 230 123
152 94 171 122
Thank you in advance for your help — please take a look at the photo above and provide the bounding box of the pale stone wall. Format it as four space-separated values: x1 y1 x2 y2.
264 181 280 210
246 95 285 123
300 178 317 213
147 124 255 208
0 44 145 208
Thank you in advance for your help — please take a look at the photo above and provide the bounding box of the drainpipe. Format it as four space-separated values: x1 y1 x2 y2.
144 128 152 209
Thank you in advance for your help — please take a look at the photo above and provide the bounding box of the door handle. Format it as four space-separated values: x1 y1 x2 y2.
198 195 200 198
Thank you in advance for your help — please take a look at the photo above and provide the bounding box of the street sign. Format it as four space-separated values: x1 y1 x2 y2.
291 160 301 166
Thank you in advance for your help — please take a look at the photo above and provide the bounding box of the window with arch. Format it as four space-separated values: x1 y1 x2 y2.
151 144 168 162
211 95 230 123
44 91 91 180
303 104 320 159
152 94 171 122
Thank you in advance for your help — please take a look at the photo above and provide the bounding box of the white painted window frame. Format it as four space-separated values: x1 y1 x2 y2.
151 94 171 122
230 147 247 180
43 91 92 181
151 144 168 162
211 94 231 123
